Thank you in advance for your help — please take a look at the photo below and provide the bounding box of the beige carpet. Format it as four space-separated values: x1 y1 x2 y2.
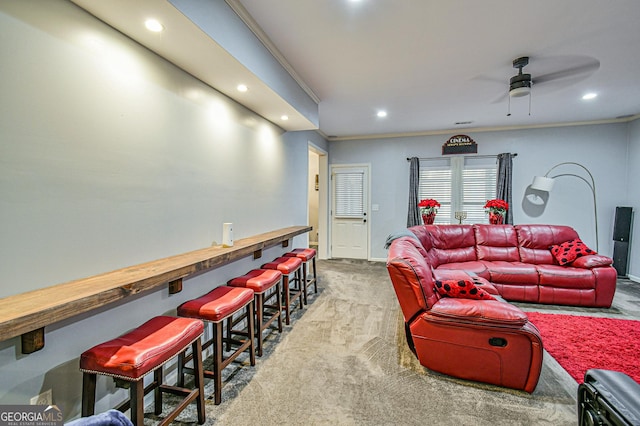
153 258 613 425
156 259 640 425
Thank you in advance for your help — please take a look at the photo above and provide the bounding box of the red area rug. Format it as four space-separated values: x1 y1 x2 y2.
526 312 640 384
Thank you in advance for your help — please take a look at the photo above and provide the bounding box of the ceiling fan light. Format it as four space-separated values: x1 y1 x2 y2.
509 86 531 98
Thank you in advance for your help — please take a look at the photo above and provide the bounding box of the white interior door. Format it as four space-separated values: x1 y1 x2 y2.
331 166 368 259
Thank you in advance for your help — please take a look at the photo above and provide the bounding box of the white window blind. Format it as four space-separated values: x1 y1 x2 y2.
419 156 497 224
334 171 364 218
419 159 452 224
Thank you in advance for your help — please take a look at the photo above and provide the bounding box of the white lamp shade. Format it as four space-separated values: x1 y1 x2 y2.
531 176 555 192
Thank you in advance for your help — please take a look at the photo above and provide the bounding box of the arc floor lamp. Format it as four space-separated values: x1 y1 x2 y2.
530 162 598 252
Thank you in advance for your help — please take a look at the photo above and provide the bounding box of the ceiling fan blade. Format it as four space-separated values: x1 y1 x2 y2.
490 91 509 104
533 59 600 84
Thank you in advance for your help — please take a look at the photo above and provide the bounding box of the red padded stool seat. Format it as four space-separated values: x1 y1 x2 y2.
262 256 303 325
285 248 317 304
80 316 205 425
228 269 283 356
177 286 255 404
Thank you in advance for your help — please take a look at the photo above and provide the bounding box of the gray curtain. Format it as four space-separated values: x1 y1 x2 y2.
496 153 514 224
407 157 421 227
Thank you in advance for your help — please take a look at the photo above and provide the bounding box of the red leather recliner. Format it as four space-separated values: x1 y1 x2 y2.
387 236 543 393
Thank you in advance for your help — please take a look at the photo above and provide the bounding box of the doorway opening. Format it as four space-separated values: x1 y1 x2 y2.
308 143 328 259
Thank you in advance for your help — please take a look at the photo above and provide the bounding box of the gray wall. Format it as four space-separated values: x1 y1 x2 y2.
0 0 320 418
627 119 640 279
329 123 633 267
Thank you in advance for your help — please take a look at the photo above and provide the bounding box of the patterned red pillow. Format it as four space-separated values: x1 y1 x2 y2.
434 279 496 300
549 238 596 266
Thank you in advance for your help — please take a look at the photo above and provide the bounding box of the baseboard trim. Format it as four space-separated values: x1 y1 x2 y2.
626 274 640 283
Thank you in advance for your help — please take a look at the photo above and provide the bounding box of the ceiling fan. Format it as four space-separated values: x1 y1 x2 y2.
509 57 532 98
497 55 600 102
498 55 600 115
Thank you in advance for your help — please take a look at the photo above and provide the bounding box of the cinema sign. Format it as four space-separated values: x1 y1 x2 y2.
442 135 477 155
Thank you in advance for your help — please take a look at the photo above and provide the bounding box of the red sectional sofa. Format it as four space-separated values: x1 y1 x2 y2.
411 224 617 307
386 224 617 393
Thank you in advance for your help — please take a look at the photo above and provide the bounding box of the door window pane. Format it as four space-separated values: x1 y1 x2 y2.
334 172 364 218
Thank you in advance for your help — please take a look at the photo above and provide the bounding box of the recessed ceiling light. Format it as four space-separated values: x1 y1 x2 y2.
582 92 597 100
144 19 164 32
281 115 289 121
377 110 387 118
237 84 248 92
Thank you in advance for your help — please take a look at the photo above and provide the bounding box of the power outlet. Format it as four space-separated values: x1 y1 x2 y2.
30 389 52 405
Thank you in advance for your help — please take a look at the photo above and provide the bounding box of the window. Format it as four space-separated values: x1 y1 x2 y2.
333 170 365 218
419 156 497 224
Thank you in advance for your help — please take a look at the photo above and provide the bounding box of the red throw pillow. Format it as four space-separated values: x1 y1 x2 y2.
549 238 596 266
434 279 495 300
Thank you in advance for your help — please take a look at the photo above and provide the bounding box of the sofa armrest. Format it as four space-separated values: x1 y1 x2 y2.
570 254 613 269
427 298 528 327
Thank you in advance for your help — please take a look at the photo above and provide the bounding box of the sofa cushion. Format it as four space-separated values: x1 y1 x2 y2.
428 225 477 265
516 225 580 264
482 261 539 285
434 279 496 300
427 298 528 327
409 225 434 251
550 238 596 265
474 225 520 261
536 264 596 289
387 237 439 320
435 261 490 280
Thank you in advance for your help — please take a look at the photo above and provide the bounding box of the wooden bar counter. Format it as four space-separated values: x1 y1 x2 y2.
0 225 311 353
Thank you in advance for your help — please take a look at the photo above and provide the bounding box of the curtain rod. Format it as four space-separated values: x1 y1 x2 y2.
406 153 517 161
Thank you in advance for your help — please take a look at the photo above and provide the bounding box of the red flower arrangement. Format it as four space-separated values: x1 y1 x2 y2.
484 199 509 214
418 199 440 224
484 199 508 224
418 198 441 214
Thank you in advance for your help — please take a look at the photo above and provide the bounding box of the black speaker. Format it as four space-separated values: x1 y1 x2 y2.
613 207 632 242
613 241 629 277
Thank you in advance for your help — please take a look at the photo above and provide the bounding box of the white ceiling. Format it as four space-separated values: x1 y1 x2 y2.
72 0 640 140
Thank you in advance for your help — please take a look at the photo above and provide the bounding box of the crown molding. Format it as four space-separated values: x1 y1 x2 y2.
225 0 320 104
327 115 640 142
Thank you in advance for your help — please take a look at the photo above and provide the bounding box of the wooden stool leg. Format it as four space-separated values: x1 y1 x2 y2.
213 321 223 405
225 316 232 352
247 300 256 366
192 339 206 424
154 367 163 415
312 257 318 293
81 373 97 417
302 261 308 305
177 351 185 387
276 280 283 332
296 268 304 309
282 275 291 325
255 293 264 357
130 379 145 425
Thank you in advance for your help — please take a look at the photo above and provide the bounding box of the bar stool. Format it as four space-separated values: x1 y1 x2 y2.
262 256 304 325
284 248 318 304
80 316 205 425
177 286 255 405
228 269 283 357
